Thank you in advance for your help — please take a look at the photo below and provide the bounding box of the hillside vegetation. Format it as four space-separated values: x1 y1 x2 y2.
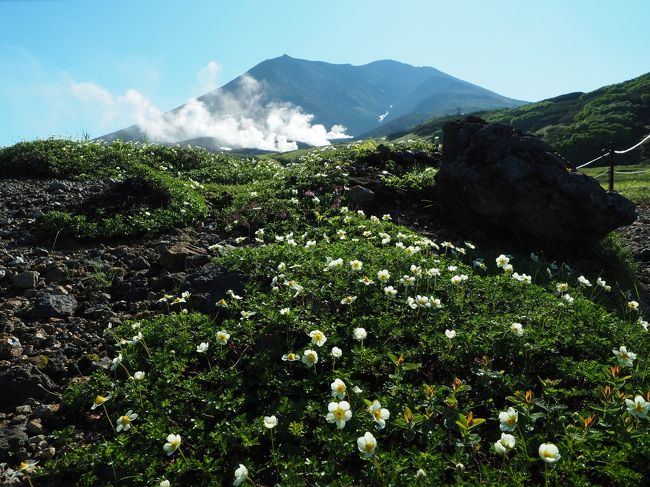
398 72 650 166
0 139 648 486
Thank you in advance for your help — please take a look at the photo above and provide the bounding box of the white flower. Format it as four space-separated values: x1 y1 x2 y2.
110 353 123 371
217 330 230 345
404 245 420 256
382 214 392 221
639 318 649 331
163 433 181 455
377 269 390 282
415 295 431 308
406 296 417 309
336 229 346 239
496 254 510 268
240 310 256 320
613 346 637 367
233 464 248 486
227 289 243 300
416 468 427 480
305 240 316 248
625 395 649 418
556 282 569 293
596 277 611 291
359 276 374 286
264 415 278 428
281 352 299 362
450 275 468 285
325 257 344 271
503 263 514 274
91 394 111 410
350 260 363 271
447 265 457 272
341 295 357 305
445 329 456 339
426 268 441 277
628 301 640 312
577 275 592 287
538 443 561 463
160 480 170 487
512 272 532 284
331 379 347 400
309 330 327 347
368 400 390 429
196 342 209 353
384 286 397 297
302 349 319 367
400 275 416 287
561 293 574 304
510 322 524 336
411 264 422 276
327 401 352 429
133 371 145 381
357 431 377 458
216 298 229 308
494 432 516 455
331 347 343 359
353 328 367 341
499 407 518 432
279 307 290 315
116 410 138 432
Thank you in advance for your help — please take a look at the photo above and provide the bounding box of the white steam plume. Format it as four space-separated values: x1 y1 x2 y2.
123 73 351 152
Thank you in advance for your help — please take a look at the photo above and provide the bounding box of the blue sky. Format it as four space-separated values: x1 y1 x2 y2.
0 0 648 146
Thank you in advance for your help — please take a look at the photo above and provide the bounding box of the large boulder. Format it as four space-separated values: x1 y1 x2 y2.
434 117 636 246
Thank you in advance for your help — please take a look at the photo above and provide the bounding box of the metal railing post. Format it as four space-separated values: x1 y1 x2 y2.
608 141 615 192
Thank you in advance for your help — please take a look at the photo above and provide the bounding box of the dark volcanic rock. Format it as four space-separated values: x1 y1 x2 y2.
179 265 246 314
0 364 57 410
346 185 375 209
159 242 209 271
30 294 78 318
434 117 637 246
12 270 39 289
0 423 29 461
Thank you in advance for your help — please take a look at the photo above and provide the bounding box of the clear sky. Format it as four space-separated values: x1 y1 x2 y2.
0 0 648 146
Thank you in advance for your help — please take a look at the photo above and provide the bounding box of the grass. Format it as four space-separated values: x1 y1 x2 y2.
0 139 648 486
581 163 650 204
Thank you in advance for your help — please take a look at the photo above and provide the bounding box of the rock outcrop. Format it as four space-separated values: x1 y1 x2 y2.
434 116 637 246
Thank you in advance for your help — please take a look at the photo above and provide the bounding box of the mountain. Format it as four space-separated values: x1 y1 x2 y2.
398 72 650 164
100 55 526 148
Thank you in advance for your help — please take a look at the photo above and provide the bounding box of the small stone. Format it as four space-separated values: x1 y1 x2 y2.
26 419 44 436
12 270 39 289
159 242 208 271
45 265 68 284
15 405 32 415
30 294 77 319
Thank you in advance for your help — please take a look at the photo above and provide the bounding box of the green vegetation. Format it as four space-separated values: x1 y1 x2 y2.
1 139 648 485
582 163 650 204
400 72 650 166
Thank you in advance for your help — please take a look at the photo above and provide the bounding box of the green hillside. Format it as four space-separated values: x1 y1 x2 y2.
399 72 650 166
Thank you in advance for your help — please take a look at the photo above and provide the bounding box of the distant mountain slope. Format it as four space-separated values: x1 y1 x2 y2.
101 55 525 148
399 72 650 164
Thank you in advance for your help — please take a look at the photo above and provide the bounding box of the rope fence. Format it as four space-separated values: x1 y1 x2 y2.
574 133 650 191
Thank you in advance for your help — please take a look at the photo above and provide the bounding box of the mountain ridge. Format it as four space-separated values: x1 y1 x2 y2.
100 55 526 149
